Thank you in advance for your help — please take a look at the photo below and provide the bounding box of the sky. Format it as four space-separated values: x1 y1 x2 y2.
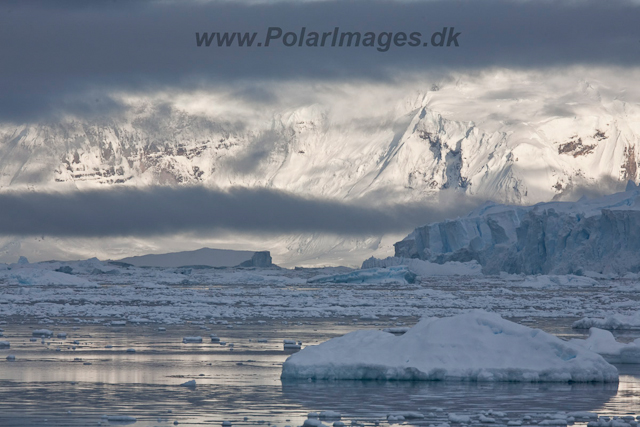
1 0 639 122
0 0 639 261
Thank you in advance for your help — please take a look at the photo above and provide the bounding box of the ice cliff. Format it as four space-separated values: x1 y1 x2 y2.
394 183 640 275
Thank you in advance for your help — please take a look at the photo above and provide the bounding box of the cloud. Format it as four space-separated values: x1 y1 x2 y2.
0 0 639 121
0 186 480 238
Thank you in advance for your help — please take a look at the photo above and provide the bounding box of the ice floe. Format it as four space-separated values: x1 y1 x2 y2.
281 311 618 382
570 328 640 363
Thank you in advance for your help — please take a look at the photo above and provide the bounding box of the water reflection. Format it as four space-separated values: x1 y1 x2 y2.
281 379 620 414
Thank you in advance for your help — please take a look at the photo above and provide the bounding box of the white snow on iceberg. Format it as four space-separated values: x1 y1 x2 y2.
281 311 618 382
570 328 640 364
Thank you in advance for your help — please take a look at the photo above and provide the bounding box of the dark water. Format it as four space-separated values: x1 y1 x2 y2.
0 319 639 427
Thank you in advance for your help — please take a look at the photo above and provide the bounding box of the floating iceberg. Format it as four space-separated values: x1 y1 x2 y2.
573 312 640 330
281 311 617 382
394 187 640 275
0 269 98 287
361 257 482 277
570 328 640 363
308 266 416 285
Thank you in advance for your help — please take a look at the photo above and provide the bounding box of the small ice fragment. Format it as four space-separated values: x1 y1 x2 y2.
111 321 126 326
105 345 113 349
303 420 326 427
32 329 53 337
0 341 9 349
182 337 203 344
84 362 92 365
449 414 472 423
126 348 136 353
180 380 196 387
29 338 37 342
158 327 166 331
57 333 67 339
257 339 268 343
6 355 16 361
334 423 345 427
283 339 301 350
222 421 232 427
308 412 319 418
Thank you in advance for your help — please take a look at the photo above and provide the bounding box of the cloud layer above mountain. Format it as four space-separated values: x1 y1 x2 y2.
1 0 639 121
0 186 479 237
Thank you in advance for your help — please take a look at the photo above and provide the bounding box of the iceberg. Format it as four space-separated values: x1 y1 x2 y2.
281 311 618 382
570 328 640 363
308 266 417 284
573 312 640 330
394 187 640 275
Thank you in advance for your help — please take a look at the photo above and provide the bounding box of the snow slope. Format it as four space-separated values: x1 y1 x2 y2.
281 311 618 382
394 184 640 275
1 68 640 265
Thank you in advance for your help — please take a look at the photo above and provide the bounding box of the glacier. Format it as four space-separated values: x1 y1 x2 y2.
281 311 618 382
393 183 640 275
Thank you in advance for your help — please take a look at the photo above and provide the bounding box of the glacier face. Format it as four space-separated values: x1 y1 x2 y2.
395 184 640 275
2 68 640 264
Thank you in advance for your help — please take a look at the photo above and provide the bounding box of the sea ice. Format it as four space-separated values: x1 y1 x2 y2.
0 341 9 348
32 329 53 337
180 380 196 387
281 311 618 382
182 336 203 343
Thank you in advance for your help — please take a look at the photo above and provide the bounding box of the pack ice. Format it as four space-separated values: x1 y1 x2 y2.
394 183 640 275
281 311 618 382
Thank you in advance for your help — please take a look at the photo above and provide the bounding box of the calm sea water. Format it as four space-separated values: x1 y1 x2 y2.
0 319 639 426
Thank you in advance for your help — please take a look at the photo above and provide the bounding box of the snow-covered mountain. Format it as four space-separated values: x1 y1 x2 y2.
394 182 640 275
1 68 639 265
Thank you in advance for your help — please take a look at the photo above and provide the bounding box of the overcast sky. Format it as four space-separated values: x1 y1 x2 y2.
1 0 639 122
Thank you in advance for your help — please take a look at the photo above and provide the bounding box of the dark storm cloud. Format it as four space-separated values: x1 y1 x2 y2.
0 0 639 121
0 186 478 237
